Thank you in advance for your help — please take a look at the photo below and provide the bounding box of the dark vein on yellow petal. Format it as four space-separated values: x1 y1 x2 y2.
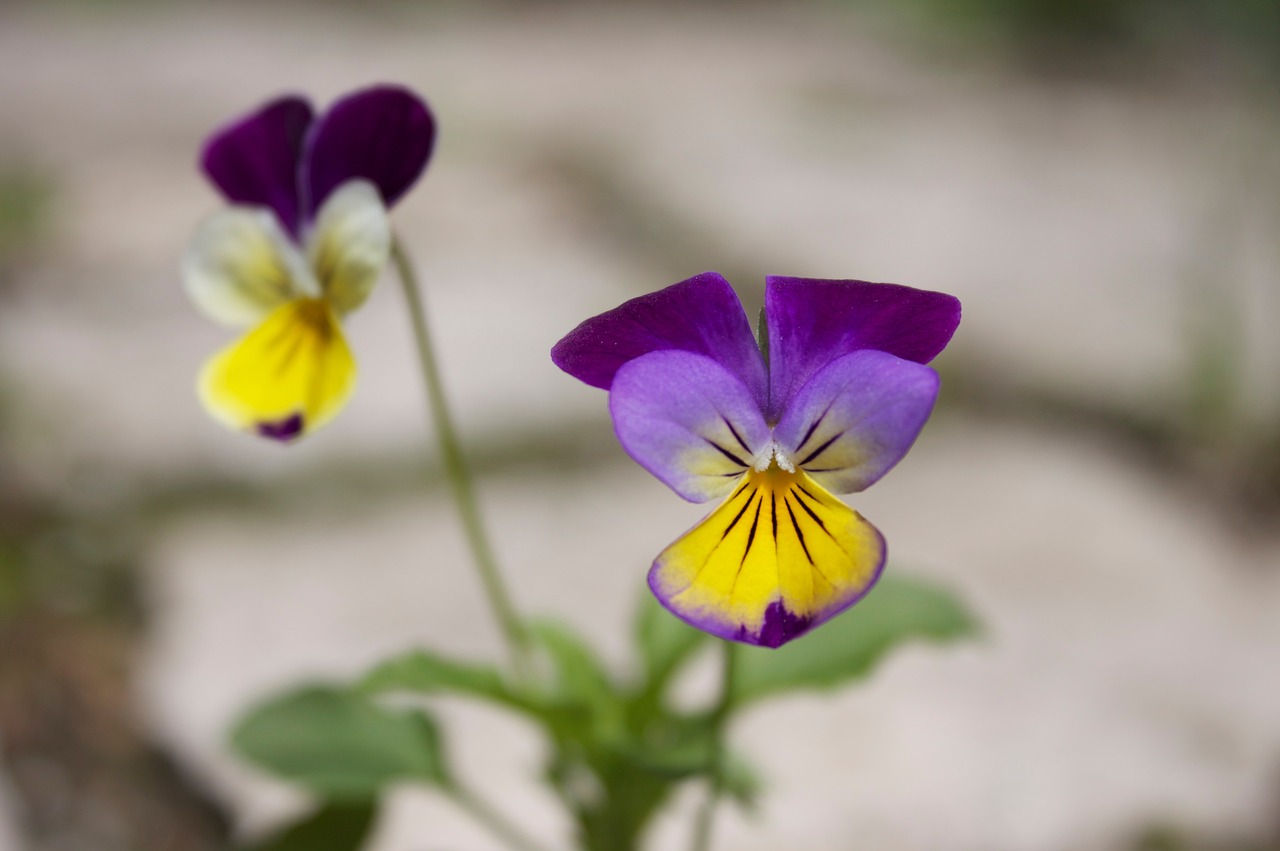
727 498 764 604
784 496 814 565
770 492 778 544
271 333 307 377
717 487 756 543
740 499 762 567
790 487 830 536
682 490 758 593
790 485 858 577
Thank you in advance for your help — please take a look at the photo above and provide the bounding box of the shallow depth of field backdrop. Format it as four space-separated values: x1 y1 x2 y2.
1 0 1279 849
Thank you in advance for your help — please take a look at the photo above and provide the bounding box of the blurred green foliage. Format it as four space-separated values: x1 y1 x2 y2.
239 574 975 851
847 0 1280 74
0 167 53 282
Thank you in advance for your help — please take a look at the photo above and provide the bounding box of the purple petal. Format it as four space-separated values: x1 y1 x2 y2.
302 85 435 217
201 95 314 237
551 272 768 409
609 350 770 503
773 350 939 494
765 276 960 421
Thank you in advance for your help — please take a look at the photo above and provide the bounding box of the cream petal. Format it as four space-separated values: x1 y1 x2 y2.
183 206 318 327
306 179 391 316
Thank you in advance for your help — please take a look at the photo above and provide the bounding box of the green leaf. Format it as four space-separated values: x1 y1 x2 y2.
633 592 708 690
530 619 617 709
755 306 770 368
359 650 524 708
529 619 631 747
612 712 759 810
721 753 764 812
242 801 376 851
732 575 978 703
231 685 449 799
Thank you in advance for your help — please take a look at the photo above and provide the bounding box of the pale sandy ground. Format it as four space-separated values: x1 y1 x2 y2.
1 2 1279 850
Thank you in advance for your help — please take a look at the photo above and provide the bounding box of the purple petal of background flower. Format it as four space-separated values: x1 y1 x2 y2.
765 276 960 421
609 350 770 503
201 96 314 237
551 272 768 409
773 350 940 494
302 85 435 218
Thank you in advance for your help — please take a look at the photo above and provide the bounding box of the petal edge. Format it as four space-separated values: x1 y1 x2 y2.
765 277 959 420
649 469 886 647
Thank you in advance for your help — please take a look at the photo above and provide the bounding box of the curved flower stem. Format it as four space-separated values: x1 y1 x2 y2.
690 640 739 851
390 235 532 679
448 784 555 851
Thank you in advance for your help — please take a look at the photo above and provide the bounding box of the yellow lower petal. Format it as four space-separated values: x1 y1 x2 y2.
648 466 885 647
198 299 355 441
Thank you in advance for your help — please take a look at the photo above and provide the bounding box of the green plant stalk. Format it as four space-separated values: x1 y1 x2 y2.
690 641 739 851
449 784 556 851
390 236 532 679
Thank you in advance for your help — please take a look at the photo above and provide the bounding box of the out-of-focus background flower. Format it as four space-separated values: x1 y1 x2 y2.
1 0 1278 849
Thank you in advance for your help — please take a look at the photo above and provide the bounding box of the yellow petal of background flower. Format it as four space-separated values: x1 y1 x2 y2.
183 206 319 327
198 299 356 441
306 179 391 316
648 467 885 647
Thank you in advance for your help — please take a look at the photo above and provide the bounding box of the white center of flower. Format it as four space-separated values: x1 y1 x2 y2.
753 438 795 473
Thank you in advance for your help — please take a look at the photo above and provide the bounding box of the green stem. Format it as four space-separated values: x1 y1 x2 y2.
449 784 556 851
690 641 738 851
390 235 532 678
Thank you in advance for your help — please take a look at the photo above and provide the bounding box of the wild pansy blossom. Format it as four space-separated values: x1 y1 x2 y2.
184 85 435 441
553 273 960 647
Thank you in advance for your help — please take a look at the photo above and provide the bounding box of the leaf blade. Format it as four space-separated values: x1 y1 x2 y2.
231 684 448 799
242 802 377 851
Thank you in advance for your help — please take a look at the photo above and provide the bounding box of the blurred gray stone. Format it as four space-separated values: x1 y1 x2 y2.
1 3 1277 489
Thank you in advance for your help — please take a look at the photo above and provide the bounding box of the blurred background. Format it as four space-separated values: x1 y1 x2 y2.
1 0 1279 849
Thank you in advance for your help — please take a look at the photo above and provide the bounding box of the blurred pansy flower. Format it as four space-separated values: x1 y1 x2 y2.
184 85 435 441
553 273 960 647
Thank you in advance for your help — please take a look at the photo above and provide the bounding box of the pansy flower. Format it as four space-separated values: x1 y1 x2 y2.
183 85 435 441
552 273 960 647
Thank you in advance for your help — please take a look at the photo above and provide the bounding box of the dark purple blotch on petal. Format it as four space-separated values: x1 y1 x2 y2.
256 413 305 443
302 85 436 216
201 96 314 237
745 602 813 649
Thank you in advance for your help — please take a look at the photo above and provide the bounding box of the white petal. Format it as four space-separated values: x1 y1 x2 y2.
306 179 391 316
183 207 318 327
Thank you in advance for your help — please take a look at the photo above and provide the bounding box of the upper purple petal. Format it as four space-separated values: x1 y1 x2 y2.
201 95 314 237
302 85 436 218
773 350 940 494
609 350 770 503
764 277 960 421
551 272 768 410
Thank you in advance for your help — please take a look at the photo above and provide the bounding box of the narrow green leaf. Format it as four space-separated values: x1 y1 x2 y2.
732 575 978 703
633 592 708 690
530 619 617 707
756 306 770 368
231 685 449 799
722 753 764 812
360 650 523 708
242 802 376 851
